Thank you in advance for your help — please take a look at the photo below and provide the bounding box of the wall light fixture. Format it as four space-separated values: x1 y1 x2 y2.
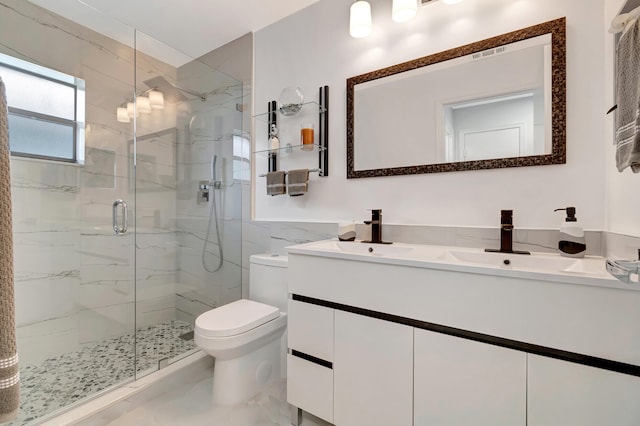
148 90 164 109
392 0 418 23
350 1 372 38
351 0 464 38
116 107 130 123
116 87 166 123
136 96 151 114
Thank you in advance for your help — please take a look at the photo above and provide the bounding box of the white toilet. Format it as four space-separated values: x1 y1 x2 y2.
194 254 288 405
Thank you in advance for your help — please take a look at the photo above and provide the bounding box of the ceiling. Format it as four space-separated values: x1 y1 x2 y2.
27 0 320 66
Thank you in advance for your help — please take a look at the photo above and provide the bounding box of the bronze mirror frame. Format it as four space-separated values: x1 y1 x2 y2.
346 17 566 179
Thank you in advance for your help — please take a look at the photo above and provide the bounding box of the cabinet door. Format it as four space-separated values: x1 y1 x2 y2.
287 354 334 423
414 329 526 426
528 355 640 426
334 311 413 426
288 299 334 361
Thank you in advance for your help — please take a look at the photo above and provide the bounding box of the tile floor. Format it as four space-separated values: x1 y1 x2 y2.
73 355 332 426
10 320 196 426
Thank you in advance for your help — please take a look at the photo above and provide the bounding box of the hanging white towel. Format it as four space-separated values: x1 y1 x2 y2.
0 77 19 422
615 16 640 172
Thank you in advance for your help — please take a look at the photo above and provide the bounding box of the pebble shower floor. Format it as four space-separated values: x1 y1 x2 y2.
8 320 196 425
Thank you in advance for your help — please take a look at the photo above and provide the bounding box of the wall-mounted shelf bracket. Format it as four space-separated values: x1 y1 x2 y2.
318 85 329 177
260 85 329 177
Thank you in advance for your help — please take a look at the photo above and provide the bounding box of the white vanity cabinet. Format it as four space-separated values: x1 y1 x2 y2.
527 355 640 426
286 245 640 426
334 311 413 426
413 329 527 426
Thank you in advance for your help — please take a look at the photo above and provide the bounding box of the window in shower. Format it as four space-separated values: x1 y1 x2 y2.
0 52 85 163
233 133 251 182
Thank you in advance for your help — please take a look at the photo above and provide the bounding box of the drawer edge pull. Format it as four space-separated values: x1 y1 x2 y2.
291 350 333 369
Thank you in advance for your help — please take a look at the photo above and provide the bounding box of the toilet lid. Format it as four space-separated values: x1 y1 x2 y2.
195 299 280 338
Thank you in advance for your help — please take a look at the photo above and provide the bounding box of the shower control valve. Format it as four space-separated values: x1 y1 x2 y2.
198 180 211 204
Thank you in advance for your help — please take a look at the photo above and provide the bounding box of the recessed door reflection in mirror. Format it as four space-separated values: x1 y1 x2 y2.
347 18 565 178
444 88 547 162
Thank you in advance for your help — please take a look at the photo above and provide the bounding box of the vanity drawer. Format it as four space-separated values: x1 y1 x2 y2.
287 353 334 424
288 299 334 361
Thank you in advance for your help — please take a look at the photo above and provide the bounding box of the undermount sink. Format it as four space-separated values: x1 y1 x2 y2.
311 240 414 256
334 241 413 255
445 249 609 276
447 249 579 270
300 240 447 259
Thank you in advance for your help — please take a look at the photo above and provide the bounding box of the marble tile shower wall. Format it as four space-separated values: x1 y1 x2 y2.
174 83 246 324
2 0 179 366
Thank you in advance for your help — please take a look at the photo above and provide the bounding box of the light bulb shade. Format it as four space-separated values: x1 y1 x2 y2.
148 90 164 109
392 0 418 23
116 107 130 123
350 1 372 38
126 102 138 117
442 0 463 4
137 96 151 113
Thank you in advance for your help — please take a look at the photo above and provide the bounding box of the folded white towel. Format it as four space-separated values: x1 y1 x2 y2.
615 17 640 172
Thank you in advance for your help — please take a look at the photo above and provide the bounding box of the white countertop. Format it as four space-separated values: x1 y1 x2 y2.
287 239 632 291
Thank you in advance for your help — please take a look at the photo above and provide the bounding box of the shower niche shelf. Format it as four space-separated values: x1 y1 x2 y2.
253 85 329 177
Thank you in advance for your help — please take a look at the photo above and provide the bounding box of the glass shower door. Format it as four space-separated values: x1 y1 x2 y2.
132 30 245 378
74 25 138 396
3 4 140 423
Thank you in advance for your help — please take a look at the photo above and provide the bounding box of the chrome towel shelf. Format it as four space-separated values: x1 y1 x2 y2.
259 168 320 178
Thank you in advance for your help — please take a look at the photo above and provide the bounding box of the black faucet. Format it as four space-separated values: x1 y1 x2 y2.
499 209 513 252
485 210 529 255
363 209 392 244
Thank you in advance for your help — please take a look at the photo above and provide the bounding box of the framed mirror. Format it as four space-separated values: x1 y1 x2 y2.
346 18 566 178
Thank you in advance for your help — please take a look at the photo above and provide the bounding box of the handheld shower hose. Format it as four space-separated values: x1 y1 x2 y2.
202 155 223 273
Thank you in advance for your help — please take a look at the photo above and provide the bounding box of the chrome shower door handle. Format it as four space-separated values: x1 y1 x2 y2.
112 199 128 235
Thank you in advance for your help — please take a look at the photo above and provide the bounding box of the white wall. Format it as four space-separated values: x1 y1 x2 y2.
254 0 606 230
605 0 640 237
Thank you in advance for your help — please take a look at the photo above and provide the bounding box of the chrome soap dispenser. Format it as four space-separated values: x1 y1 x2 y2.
554 207 586 258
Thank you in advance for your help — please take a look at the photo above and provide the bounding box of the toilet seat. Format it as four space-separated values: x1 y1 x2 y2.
195 299 280 338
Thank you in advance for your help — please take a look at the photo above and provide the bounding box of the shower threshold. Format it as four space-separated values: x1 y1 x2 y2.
40 350 209 426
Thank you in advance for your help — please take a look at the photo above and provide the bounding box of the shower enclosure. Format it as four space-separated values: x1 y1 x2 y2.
0 1 247 424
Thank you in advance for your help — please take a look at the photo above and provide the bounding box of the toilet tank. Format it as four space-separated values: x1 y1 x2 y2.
249 254 288 313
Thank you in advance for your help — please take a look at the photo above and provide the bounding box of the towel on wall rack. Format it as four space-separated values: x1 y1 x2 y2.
614 17 640 172
287 169 309 197
266 171 286 196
